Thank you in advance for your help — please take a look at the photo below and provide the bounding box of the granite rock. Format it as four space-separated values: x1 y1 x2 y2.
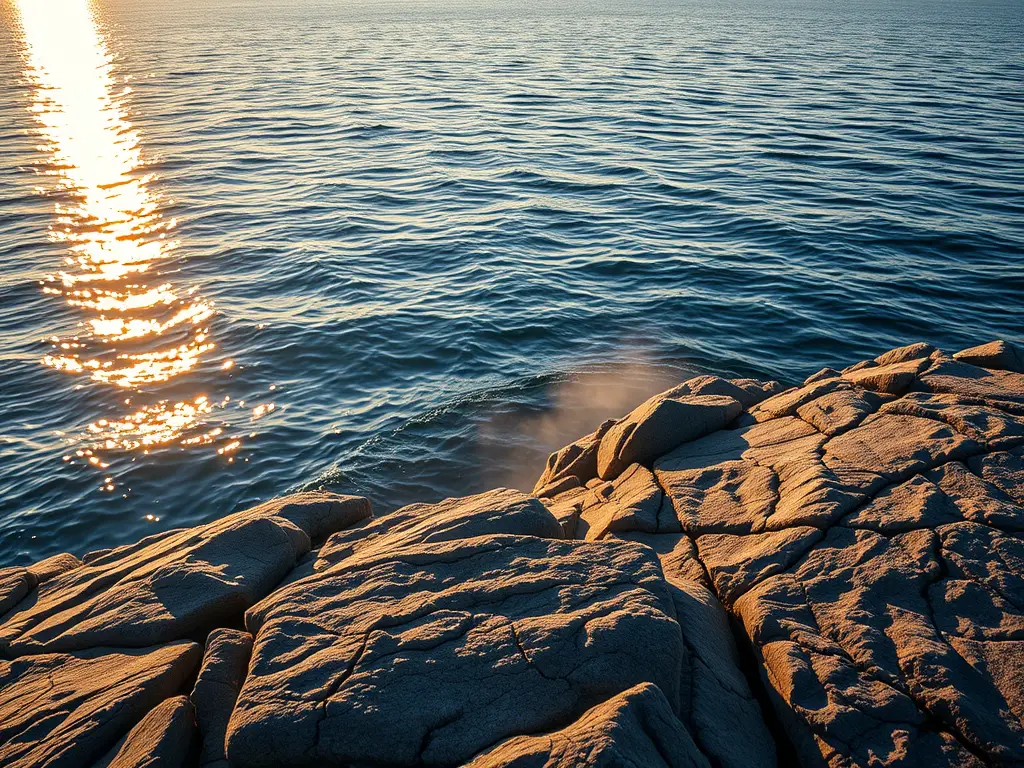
190 629 253 768
0 642 200 767
0 493 369 656
314 488 562 569
227 534 683 767
465 683 709 768
97 695 198 768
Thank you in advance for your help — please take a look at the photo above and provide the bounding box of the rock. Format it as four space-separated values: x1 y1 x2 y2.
610 531 710 586
748 378 850 423
0 642 201 767
954 340 1024 374
917 356 1024 406
97 695 198 768
227 534 683 767
879 391 1024 449
0 492 370 656
804 367 840 385
314 488 562 570
842 356 930 396
823 413 981 481
672 375 782 410
28 552 82 585
533 419 617 495
465 683 710 768
597 393 743 480
796 387 882 437
190 629 253 768
874 342 937 367
567 463 664 540
0 569 35 617
667 580 778 768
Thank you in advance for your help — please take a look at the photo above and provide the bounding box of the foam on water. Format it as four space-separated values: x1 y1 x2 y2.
0 0 1022 564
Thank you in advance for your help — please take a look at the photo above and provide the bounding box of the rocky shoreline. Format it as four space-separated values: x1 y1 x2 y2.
2 339 1023 767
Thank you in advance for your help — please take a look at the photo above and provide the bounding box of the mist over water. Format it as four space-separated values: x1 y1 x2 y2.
1 0 1022 564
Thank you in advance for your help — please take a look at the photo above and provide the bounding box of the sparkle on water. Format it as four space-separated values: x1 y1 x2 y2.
0 0 1021 565
14 0 272 477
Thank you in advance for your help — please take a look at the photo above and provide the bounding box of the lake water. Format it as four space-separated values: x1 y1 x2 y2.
1 0 1022 565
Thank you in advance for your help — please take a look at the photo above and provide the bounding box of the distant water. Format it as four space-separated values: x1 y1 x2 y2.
1 0 1022 565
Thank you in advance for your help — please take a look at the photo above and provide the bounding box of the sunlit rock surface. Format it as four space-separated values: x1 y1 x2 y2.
0 341 1021 766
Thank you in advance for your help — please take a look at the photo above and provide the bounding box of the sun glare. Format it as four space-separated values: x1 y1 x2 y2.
14 0 229 460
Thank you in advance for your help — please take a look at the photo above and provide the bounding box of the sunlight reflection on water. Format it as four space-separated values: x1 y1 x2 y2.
14 0 267 479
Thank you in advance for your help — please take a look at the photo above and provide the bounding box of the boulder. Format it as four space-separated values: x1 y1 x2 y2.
0 492 370 656
954 340 1024 374
465 683 710 768
227 534 683 767
597 393 742 480
0 642 201 767
314 488 562 570
97 695 198 768
564 463 664 540
533 419 617 496
28 552 82 585
842 356 930 396
190 629 253 768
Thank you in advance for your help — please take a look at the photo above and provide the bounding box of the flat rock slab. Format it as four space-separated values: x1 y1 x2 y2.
227 534 683 767
0 641 201 768
98 695 198 768
314 488 561 570
465 683 709 768
0 492 369 656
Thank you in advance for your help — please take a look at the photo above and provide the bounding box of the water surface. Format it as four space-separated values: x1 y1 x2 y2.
1 0 1022 564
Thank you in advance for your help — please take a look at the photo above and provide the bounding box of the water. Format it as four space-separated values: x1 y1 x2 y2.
1 0 1022 566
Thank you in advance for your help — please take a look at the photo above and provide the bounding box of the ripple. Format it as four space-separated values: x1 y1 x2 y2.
0 0 1022 564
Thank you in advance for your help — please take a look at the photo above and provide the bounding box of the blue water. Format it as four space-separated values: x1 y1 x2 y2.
1 0 1022 565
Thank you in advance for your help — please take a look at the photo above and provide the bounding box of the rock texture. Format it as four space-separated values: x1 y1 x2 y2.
1 340 1021 768
314 487 561 569
465 683 710 768
228 534 683 767
0 642 200 767
0 492 369 656
190 629 253 768
97 695 199 768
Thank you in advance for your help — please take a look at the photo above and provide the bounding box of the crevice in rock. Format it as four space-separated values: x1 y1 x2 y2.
723 613 799 767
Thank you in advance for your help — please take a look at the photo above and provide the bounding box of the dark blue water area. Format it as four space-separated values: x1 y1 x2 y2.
1 0 1022 564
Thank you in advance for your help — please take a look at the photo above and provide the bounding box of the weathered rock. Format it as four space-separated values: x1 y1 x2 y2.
748 378 851 423
0 492 370 656
28 552 82 585
954 340 1024 374
597 393 743 480
804 367 840 385
0 568 35 617
465 683 709 768
227 534 683 767
874 341 937 367
843 356 930 396
533 419 617 496
878 391 1024 449
552 463 664 541
918 356 1024 406
314 488 561 570
796 387 882 437
0 642 201 767
672 374 783 410
190 629 253 768
668 579 778 768
97 695 198 768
